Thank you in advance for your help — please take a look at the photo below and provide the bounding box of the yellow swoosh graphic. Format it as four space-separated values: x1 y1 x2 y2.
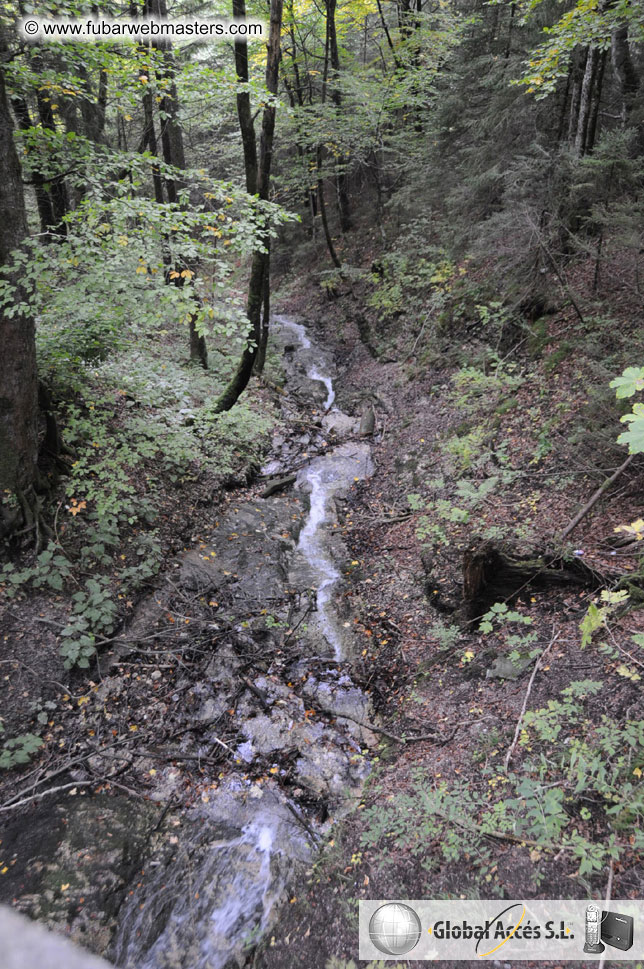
477 905 526 958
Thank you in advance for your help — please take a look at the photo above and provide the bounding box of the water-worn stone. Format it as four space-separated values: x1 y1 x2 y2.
0 795 157 955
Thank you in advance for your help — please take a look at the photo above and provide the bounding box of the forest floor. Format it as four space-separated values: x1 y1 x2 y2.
255 238 644 969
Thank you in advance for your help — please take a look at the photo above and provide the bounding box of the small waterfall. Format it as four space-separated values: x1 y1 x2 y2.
111 317 373 969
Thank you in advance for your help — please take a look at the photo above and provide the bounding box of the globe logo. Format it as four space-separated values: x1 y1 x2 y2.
369 902 422 955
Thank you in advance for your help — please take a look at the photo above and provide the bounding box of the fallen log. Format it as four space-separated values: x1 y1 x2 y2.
460 541 608 621
461 541 607 621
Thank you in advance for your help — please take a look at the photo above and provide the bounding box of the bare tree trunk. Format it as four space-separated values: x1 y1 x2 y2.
611 24 639 122
575 46 599 156
611 23 642 153
255 255 271 375
0 45 40 535
326 0 352 231
317 147 342 267
233 0 258 195
585 47 607 153
568 46 587 145
11 96 57 237
214 0 284 412
36 87 69 235
317 2 342 267
147 0 207 369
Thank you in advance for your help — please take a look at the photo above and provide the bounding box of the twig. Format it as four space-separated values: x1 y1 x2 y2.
0 781 92 812
404 311 431 361
317 707 440 744
284 799 320 843
560 455 634 540
505 630 560 769
241 676 271 713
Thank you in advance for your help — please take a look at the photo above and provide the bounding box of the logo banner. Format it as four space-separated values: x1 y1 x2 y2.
359 899 641 960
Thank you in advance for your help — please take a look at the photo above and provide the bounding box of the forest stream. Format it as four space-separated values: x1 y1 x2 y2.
1 317 377 969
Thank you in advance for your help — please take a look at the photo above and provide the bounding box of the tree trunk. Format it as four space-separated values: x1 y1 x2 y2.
585 47 607 153
611 23 641 151
317 1 342 267
233 0 258 195
254 255 271 375
11 96 57 237
36 87 69 235
148 0 207 368
567 46 587 145
0 48 40 533
214 0 284 412
575 46 600 156
326 0 352 231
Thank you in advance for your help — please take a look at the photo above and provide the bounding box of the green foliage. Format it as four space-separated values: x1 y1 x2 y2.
443 426 489 473
367 252 455 322
478 600 534 635
2 270 275 668
449 361 523 413
580 590 630 649
362 679 642 884
0 733 43 770
610 362 644 454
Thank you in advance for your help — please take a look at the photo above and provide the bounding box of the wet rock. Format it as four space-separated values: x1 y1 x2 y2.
0 795 157 956
486 652 533 680
321 410 359 438
295 745 369 800
110 783 312 969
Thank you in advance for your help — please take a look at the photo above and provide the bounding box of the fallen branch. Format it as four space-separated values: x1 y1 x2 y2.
284 799 320 843
0 781 92 812
505 630 560 769
317 706 443 744
560 454 634 540
404 311 431 362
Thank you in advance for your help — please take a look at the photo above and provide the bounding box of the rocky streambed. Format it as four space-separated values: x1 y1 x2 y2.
0 317 377 968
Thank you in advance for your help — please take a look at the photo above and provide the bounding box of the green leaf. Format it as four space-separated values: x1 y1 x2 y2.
610 367 644 399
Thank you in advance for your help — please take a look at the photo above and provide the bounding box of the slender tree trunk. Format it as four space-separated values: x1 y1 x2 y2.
375 0 401 68
568 46 587 145
326 0 352 231
611 23 642 152
317 148 342 267
141 84 166 206
255 253 271 375
233 0 258 195
575 46 599 156
148 0 207 368
585 47 607 153
611 24 639 123
555 66 571 143
0 48 40 536
11 96 57 236
214 0 284 412
36 88 69 235
317 2 342 267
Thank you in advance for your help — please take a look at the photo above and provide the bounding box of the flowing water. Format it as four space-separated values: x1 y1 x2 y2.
276 315 372 660
111 317 373 969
